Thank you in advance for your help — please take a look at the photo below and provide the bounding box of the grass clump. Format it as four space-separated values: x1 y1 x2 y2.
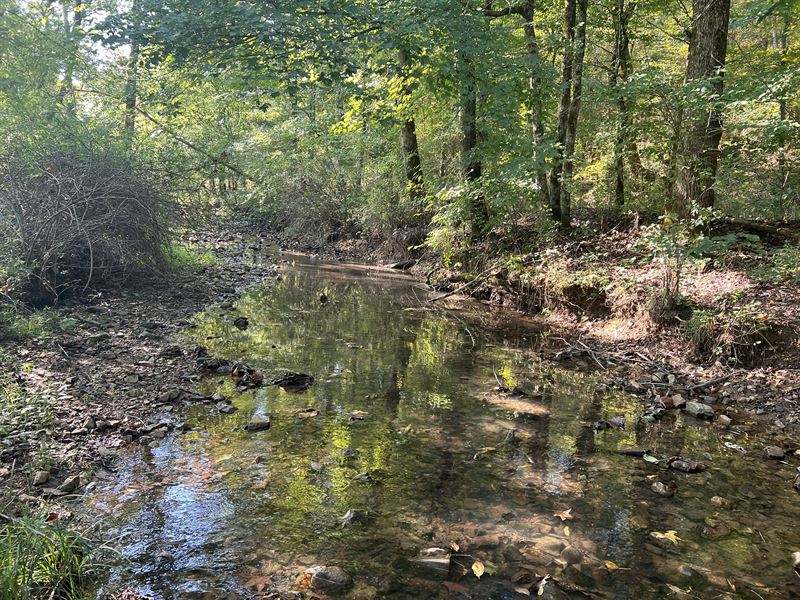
0 515 95 599
165 243 219 271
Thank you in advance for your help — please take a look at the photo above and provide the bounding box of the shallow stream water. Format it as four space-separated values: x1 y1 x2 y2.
86 255 800 599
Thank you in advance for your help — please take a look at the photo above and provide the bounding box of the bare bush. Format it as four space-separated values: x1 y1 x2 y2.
0 150 173 302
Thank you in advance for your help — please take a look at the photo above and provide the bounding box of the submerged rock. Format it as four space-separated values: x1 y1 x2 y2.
270 372 314 392
245 414 271 432
651 481 673 497
668 458 707 473
685 401 714 419
305 565 353 591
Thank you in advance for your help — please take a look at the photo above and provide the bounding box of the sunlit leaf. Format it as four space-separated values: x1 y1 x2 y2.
650 530 682 544
472 559 485 578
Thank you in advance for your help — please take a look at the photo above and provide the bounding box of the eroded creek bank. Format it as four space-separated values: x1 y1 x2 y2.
80 253 800 600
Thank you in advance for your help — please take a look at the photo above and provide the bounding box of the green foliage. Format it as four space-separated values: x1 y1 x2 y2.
0 516 94 600
683 301 779 364
749 244 800 283
165 243 219 271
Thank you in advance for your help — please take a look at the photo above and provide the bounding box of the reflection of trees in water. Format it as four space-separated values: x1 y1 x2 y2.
127 267 795 598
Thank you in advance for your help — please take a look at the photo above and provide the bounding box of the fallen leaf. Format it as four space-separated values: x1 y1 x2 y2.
245 575 273 592
650 530 682 544
450 541 460 552
643 454 660 464
472 559 485 578
604 560 619 570
563 525 570 536
554 508 573 521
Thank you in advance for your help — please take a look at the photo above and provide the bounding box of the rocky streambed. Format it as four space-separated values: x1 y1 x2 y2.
75 253 800 599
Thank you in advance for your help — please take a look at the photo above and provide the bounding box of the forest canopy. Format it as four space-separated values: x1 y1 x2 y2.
0 0 798 263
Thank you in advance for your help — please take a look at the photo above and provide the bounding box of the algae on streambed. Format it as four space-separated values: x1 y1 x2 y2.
84 255 800 599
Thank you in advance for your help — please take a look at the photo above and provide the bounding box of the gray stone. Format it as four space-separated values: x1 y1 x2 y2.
306 565 353 591
32 470 50 486
651 481 673 497
764 445 785 460
216 401 236 414
685 401 714 419
715 414 732 427
245 414 271 432
560 545 583 565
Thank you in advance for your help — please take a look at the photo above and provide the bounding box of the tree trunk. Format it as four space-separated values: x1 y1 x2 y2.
548 0 577 222
673 0 731 215
559 0 588 227
59 2 83 116
520 1 550 201
460 51 488 237
397 49 425 204
124 40 140 140
610 0 635 206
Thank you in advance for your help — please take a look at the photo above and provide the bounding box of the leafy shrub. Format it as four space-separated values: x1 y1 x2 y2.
749 245 800 283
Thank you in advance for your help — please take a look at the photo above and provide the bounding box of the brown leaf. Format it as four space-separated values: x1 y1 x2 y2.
554 508 573 521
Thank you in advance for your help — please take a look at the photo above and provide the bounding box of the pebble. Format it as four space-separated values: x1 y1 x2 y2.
685 401 714 419
651 481 673 497
710 496 727 507
58 475 81 493
764 445 785 460
715 414 732 427
216 401 236 414
305 565 353 591
32 470 50 486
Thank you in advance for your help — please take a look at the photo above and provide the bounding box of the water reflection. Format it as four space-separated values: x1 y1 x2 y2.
87 256 800 599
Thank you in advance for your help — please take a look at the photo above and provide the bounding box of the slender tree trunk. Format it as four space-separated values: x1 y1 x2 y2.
610 0 634 206
673 0 731 215
521 1 550 201
59 2 83 116
559 0 588 227
124 40 140 140
397 49 425 204
459 51 488 237
548 0 577 222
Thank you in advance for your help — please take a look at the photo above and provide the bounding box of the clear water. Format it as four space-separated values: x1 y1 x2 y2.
86 255 800 599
